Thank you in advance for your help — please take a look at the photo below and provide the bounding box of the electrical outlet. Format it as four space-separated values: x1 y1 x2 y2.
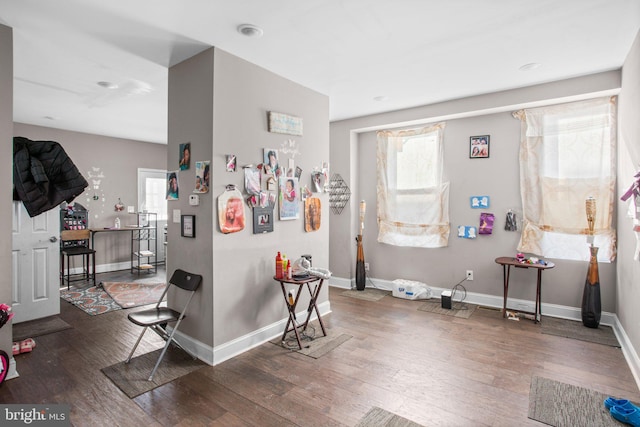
466 270 474 281
364 262 370 271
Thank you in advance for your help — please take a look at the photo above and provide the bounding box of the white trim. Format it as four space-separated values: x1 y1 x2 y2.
170 300 332 367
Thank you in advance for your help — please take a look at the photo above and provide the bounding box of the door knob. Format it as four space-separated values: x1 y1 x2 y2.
49 236 58 243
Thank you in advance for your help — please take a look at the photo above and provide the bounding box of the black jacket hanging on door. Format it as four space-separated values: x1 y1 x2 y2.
13 136 88 217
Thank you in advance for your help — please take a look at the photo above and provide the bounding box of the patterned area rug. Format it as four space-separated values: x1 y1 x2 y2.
417 300 477 319
541 316 620 347
102 282 166 309
60 286 121 316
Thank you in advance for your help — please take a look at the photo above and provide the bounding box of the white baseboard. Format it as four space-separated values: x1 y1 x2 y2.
171 300 332 367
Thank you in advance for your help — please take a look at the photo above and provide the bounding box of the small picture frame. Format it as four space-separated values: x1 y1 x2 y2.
470 135 490 158
253 206 274 234
181 215 196 238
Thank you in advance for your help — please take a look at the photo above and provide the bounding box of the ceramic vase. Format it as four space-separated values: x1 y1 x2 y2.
355 235 366 291
581 246 601 328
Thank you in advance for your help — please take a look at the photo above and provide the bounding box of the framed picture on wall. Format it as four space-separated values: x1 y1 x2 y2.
181 215 196 238
253 206 274 234
470 135 490 158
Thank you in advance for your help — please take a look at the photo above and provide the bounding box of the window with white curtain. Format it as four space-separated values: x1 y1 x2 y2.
513 96 617 262
376 123 449 248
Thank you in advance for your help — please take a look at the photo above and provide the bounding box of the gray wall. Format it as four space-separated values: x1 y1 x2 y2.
0 24 13 360
330 71 621 311
12 123 167 268
168 48 330 353
618 30 640 367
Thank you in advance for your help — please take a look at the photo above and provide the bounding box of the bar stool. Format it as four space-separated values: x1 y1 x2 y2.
60 229 96 289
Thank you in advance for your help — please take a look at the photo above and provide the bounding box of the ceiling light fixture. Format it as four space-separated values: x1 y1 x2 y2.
519 63 541 71
373 95 389 102
237 24 264 38
97 81 118 89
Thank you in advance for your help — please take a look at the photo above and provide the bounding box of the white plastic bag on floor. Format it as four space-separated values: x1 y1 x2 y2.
391 279 432 300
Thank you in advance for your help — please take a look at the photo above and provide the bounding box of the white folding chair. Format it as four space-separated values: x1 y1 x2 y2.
125 269 202 381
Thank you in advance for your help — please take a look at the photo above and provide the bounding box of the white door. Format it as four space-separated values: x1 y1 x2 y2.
11 201 60 323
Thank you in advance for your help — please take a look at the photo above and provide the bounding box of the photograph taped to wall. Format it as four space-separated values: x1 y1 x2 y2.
263 148 280 177
179 142 191 170
166 171 179 200
279 176 299 220
194 161 210 194
226 155 236 172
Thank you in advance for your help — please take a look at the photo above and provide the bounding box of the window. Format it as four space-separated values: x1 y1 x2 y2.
376 123 449 248
138 168 168 221
514 97 616 262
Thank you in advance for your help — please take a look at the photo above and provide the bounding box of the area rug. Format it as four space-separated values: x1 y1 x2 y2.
355 407 425 427
541 316 620 347
341 288 390 302
273 333 352 358
60 286 122 316
102 282 166 309
101 346 206 398
528 376 626 427
13 316 72 341
417 300 477 319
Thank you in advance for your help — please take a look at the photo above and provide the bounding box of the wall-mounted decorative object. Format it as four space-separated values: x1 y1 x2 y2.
253 206 274 234
166 171 179 200
244 165 261 196
311 170 324 193
218 185 245 234
505 209 518 231
305 197 321 232
279 176 299 220
479 212 495 234
181 215 196 238
263 148 281 177
280 138 300 158
179 142 191 170
226 155 236 172
268 111 303 136
322 162 330 192
114 198 125 212
457 225 477 239
470 135 490 158
328 173 351 215
470 195 490 208
194 161 210 194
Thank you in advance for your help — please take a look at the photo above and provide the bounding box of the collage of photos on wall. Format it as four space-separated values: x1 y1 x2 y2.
167 142 211 201
215 146 328 235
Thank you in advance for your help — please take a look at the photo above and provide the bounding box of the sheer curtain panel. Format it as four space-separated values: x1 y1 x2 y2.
513 97 617 262
376 124 449 248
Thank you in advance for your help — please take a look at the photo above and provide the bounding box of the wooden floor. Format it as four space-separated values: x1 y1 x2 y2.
2 268 638 426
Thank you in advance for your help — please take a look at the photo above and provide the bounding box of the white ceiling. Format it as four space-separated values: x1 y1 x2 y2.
1 0 638 144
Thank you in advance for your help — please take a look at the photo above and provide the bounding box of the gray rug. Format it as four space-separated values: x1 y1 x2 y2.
274 333 352 358
341 288 390 302
356 407 425 427
101 346 206 398
528 376 623 426
13 316 72 341
417 300 477 319
541 316 620 347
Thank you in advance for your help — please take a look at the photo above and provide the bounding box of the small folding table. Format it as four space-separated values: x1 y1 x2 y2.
274 275 327 349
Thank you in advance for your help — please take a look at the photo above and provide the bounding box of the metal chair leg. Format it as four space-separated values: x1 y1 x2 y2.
126 327 148 363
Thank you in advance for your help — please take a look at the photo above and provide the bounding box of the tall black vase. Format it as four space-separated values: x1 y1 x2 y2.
355 235 366 291
581 246 601 328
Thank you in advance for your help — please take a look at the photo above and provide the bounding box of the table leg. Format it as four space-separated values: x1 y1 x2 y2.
302 279 327 337
502 265 511 318
280 282 305 349
536 269 542 323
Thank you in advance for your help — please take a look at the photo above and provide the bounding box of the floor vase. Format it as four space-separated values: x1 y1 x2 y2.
581 246 601 328
355 235 366 291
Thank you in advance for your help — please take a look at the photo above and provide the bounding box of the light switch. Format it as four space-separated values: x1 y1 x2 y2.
173 209 181 223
